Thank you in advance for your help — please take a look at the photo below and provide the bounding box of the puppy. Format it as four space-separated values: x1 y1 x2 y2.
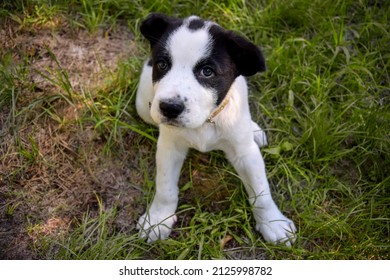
136 13 296 246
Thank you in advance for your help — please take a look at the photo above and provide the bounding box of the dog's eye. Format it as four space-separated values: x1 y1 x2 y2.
201 66 215 77
156 60 168 71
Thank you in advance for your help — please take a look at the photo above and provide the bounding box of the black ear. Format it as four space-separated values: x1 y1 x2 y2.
226 33 266 76
140 13 181 48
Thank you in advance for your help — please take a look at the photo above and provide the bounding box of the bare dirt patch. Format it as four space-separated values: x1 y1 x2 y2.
0 20 147 259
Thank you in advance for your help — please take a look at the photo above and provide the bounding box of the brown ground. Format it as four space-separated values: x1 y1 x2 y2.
0 19 148 259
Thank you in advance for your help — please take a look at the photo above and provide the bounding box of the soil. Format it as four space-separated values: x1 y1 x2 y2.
0 19 147 259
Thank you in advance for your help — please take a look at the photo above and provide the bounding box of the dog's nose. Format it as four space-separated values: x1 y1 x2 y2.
159 100 185 119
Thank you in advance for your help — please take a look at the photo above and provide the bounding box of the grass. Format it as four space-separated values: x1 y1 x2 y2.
0 0 389 259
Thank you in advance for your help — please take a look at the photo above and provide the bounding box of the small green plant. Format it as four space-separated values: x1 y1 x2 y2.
75 0 108 34
33 48 75 104
5 201 21 216
9 3 62 29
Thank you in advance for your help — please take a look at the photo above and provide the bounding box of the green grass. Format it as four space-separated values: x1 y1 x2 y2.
0 0 389 259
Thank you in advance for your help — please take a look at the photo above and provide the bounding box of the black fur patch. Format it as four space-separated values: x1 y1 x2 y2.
192 46 237 106
192 24 266 105
140 13 183 83
140 13 182 48
209 24 266 76
188 18 205 30
152 50 172 82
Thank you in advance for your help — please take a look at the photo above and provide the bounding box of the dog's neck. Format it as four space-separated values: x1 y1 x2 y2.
206 90 232 124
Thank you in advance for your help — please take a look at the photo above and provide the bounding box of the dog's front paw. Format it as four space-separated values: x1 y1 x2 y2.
137 211 177 243
255 210 297 246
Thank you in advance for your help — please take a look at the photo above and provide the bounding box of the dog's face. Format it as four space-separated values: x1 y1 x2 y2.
141 14 266 128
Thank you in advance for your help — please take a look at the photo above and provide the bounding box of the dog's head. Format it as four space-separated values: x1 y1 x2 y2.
141 13 266 128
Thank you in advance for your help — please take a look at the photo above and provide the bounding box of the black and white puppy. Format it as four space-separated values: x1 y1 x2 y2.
136 13 296 246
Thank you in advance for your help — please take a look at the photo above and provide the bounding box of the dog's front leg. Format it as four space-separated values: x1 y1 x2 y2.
226 142 297 246
137 130 188 243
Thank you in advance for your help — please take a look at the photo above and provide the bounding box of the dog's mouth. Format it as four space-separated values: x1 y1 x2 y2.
164 121 181 127
159 117 183 127
160 116 206 129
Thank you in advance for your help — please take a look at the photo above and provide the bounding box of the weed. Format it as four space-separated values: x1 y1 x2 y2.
74 0 107 34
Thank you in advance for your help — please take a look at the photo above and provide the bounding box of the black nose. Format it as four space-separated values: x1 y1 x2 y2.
159 99 185 119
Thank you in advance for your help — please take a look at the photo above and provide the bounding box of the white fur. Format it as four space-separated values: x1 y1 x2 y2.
136 25 296 246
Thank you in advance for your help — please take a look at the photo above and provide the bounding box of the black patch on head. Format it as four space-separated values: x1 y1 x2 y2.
140 13 183 82
209 25 266 76
140 13 182 48
191 24 266 105
188 18 205 31
151 50 172 82
193 51 237 106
